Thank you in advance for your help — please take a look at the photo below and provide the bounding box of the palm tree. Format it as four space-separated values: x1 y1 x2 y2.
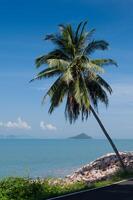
31 21 126 171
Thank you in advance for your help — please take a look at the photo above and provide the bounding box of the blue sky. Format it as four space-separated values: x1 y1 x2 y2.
0 0 133 138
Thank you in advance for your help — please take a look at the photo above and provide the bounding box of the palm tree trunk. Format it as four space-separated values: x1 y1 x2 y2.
90 105 126 172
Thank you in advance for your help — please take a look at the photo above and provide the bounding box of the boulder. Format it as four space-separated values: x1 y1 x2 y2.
66 152 133 184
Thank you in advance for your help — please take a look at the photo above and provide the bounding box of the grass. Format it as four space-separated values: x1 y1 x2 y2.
92 170 133 188
0 171 133 200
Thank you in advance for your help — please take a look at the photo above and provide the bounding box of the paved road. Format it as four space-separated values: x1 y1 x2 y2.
48 179 133 200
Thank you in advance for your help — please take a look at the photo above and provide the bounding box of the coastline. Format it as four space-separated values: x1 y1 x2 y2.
1 152 133 200
0 139 133 178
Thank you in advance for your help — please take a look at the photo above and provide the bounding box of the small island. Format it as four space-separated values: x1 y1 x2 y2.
68 133 92 139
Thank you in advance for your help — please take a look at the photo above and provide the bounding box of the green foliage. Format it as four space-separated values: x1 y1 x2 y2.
111 170 133 181
0 171 133 200
41 179 88 199
0 177 88 200
31 21 117 123
0 177 44 200
93 170 133 188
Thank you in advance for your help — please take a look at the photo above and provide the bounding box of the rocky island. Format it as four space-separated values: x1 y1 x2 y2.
69 133 92 139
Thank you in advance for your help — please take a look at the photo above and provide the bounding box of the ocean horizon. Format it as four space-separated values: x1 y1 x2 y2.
0 138 133 179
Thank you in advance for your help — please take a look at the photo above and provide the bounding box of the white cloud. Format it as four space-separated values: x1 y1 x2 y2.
0 117 31 130
40 121 57 131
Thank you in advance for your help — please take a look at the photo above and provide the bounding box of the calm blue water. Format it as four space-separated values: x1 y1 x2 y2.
0 139 133 178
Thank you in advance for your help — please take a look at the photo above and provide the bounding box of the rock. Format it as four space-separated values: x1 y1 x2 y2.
65 152 133 184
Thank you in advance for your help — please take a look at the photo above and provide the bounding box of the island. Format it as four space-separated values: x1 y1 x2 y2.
68 133 92 139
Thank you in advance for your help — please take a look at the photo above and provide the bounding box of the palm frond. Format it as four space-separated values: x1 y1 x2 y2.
86 78 109 109
79 21 88 39
91 59 118 67
62 67 73 84
48 80 68 113
80 28 95 45
75 21 95 51
65 75 90 123
42 76 62 104
47 58 69 68
85 40 109 55
73 79 82 105
84 60 105 74
75 21 83 42
30 65 64 82
79 75 90 109
45 34 66 51
36 55 47 68
65 94 80 123
59 24 66 32
36 49 70 68
96 75 112 94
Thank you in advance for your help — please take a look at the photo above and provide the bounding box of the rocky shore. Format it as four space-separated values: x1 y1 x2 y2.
65 152 133 184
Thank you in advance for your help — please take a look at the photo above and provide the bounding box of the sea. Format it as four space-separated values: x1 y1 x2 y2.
0 139 133 179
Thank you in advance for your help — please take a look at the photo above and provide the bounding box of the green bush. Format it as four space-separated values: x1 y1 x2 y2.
0 177 44 200
42 179 88 199
0 177 88 200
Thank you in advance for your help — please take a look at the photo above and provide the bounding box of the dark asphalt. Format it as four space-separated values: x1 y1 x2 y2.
48 179 133 200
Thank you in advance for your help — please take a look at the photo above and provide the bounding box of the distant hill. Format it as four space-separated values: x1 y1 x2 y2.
0 134 32 139
69 133 92 139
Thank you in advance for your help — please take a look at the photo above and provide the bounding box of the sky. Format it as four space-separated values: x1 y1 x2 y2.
0 0 133 139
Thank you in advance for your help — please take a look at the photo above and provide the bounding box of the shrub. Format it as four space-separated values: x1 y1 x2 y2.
0 177 88 200
41 179 88 199
0 177 44 200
